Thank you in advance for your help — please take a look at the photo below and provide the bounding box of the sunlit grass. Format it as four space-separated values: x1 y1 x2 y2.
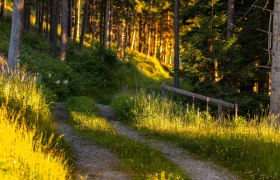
127 50 170 80
67 96 186 179
0 68 71 179
112 91 280 179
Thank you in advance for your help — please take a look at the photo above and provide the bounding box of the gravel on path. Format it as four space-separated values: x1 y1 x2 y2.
96 104 240 180
52 102 129 180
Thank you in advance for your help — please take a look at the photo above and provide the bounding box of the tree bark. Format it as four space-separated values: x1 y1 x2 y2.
159 12 163 60
51 0 60 56
153 21 158 58
103 0 109 47
68 0 72 37
73 0 80 41
80 0 89 46
227 0 234 39
270 0 280 116
8 0 24 69
108 1 113 49
60 0 69 61
91 0 96 46
117 18 124 59
174 0 180 88
0 0 5 18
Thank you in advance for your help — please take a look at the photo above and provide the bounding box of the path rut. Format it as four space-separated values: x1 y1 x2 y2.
96 104 240 180
52 102 129 180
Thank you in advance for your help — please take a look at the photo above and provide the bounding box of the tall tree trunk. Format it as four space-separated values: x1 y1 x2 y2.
138 14 142 52
68 0 72 37
80 0 89 46
123 8 129 60
103 0 109 47
39 2 44 33
108 1 113 49
49 0 54 42
130 15 136 51
227 0 234 39
117 18 123 59
35 1 39 25
270 0 280 116
60 0 69 61
45 3 49 38
159 12 163 60
8 0 24 69
153 21 158 58
99 0 104 48
51 0 60 56
73 0 80 41
147 0 153 58
91 0 96 46
0 0 5 18
174 0 180 88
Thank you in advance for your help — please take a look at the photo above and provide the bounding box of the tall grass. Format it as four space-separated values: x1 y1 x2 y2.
0 68 71 179
67 96 186 179
112 91 280 179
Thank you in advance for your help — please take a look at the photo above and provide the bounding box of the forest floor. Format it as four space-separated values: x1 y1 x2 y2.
52 102 129 180
95 104 240 180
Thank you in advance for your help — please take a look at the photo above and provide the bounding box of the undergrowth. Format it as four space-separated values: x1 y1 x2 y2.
0 68 71 179
66 96 186 179
112 91 280 179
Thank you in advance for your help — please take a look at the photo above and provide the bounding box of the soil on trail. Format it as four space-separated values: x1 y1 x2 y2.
52 102 129 180
96 104 240 180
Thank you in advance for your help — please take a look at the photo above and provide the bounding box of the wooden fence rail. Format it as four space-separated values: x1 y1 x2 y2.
161 82 238 118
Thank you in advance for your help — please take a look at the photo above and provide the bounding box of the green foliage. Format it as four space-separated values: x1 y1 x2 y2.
67 96 186 179
180 0 272 114
112 91 280 179
0 69 71 179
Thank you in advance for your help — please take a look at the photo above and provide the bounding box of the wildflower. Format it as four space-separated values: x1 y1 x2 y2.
55 80 61 85
48 74 52 78
63 80 68 85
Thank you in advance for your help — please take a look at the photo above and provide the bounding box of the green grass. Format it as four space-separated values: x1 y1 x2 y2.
66 96 187 179
0 68 72 179
111 91 280 179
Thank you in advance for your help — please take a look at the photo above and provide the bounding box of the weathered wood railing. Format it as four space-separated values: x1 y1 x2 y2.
161 82 238 118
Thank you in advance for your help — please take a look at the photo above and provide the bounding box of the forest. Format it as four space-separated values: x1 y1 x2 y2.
0 0 279 179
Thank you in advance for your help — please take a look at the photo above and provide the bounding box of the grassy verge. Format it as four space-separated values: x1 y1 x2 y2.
66 96 187 179
0 68 72 179
111 91 280 179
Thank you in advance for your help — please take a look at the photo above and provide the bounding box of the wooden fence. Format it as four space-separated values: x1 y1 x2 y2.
161 82 238 118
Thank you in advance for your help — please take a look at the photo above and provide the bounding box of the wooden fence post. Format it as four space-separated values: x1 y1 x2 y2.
218 100 223 119
234 103 238 118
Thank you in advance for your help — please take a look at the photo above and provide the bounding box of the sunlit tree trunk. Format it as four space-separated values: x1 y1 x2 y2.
117 18 124 59
108 2 113 49
8 0 24 69
159 12 163 60
0 0 5 18
80 0 89 46
227 0 234 39
91 0 97 46
174 0 180 88
68 0 72 38
138 14 142 52
103 0 109 47
60 0 69 61
270 0 280 117
73 0 80 41
130 15 136 51
153 21 158 58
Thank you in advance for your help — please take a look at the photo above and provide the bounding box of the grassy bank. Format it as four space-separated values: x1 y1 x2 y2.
66 96 186 179
111 91 280 179
0 67 71 179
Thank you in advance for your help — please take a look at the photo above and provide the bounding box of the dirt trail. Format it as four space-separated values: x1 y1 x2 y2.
96 104 240 180
52 102 129 180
